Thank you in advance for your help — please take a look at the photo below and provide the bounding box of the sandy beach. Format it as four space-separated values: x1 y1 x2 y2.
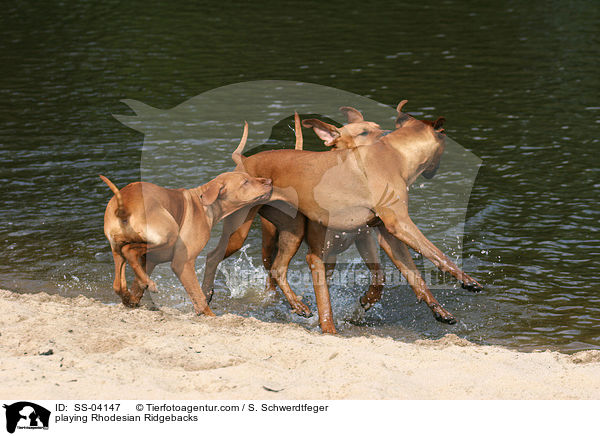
1 289 599 400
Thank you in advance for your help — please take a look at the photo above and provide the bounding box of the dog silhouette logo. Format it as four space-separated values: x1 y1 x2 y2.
3 402 50 433
114 80 481 293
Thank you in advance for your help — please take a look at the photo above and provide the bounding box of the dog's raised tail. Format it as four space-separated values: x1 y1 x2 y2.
231 121 248 166
99 175 128 220
294 111 303 150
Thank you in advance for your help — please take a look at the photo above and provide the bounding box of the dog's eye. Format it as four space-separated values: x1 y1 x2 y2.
360 131 369 136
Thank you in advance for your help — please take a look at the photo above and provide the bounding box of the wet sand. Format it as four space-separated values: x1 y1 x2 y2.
1 289 599 400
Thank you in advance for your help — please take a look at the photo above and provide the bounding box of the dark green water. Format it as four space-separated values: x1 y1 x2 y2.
1 1 599 352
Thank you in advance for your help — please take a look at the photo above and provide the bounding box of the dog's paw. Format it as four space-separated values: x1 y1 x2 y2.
360 299 374 311
359 295 379 311
436 313 457 325
203 307 216 317
291 300 312 318
431 304 457 325
146 280 159 293
320 325 337 334
121 299 140 309
461 281 483 293
359 285 383 312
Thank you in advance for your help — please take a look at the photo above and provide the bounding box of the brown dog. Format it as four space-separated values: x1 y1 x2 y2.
258 108 387 330
257 104 451 333
202 101 482 333
101 124 273 316
202 109 387 321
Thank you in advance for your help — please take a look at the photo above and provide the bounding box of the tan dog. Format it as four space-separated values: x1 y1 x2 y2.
203 109 387 321
101 124 273 316
258 104 450 333
259 108 387 328
202 101 482 333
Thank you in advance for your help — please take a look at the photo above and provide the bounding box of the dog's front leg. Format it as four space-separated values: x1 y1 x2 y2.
269 228 311 317
377 227 456 324
377 207 483 293
306 252 336 334
201 205 260 300
172 256 215 317
354 233 385 310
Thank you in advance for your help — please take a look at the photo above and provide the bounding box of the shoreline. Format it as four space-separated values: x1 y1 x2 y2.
1 289 599 400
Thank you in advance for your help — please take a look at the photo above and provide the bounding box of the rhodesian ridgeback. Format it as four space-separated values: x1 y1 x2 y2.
101 124 273 316
202 101 482 333
257 103 457 333
259 109 387 328
204 109 387 321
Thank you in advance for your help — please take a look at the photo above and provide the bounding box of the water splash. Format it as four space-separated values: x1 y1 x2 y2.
217 244 268 299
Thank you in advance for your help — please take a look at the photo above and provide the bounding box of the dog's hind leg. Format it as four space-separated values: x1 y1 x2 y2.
260 216 278 294
355 232 385 311
121 243 156 306
131 255 157 303
122 237 176 305
306 251 336 334
111 248 135 306
270 222 310 317
324 255 337 283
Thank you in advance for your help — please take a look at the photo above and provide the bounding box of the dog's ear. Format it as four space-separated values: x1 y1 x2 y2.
339 106 364 123
302 119 341 146
433 116 446 131
199 179 225 206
